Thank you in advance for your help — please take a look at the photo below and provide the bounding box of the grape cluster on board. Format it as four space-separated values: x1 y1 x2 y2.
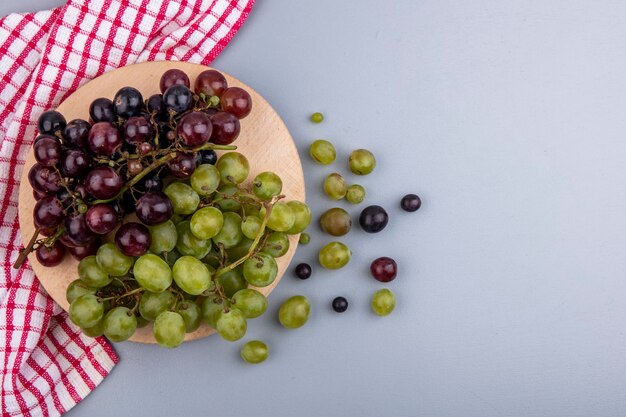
19 68 314 351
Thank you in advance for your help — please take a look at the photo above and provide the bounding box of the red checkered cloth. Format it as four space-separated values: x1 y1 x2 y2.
0 0 254 415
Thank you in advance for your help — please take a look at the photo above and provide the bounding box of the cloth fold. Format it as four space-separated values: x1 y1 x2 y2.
0 1 254 415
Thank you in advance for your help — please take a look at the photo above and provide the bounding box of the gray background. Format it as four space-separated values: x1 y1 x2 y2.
4 1 626 416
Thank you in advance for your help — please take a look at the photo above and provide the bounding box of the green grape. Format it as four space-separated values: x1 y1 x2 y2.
190 207 224 240
323 173 347 200
148 220 178 254
202 247 222 269
136 316 150 328
260 202 295 232
241 215 263 240
371 289 396 316
133 254 172 293
139 290 176 321
261 232 289 258
218 266 248 298
201 297 224 327
318 241 351 269
154 311 186 348
96 243 133 277
232 289 267 318
348 149 376 175
82 320 104 337
69 294 104 329
286 201 312 234
310 112 324 123
176 301 201 333
346 184 366 204
78 255 111 288
171 214 184 224
212 212 243 249
226 237 254 262
66 279 96 304
241 340 269 364
216 152 250 184
165 249 182 266
172 255 211 295
319 207 352 236
252 171 283 200
216 308 247 341
214 184 241 212
243 253 278 287
164 182 200 215
176 221 212 258
190 164 221 196
278 295 310 329
309 139 336 165
103 307 137 342
299 233 311 244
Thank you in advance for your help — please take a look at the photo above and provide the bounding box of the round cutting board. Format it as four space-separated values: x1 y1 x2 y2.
18 61 305 344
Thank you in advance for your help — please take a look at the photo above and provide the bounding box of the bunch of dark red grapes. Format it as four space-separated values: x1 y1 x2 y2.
21 68 251 268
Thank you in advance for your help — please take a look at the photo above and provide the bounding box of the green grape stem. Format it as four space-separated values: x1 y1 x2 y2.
99 287 144 302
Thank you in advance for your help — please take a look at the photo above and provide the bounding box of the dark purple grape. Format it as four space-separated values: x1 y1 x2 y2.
220 87 252 119
28 163 61 194
115 222 151 257
33 189 48 200
146 94 166 120
120 191 137 214
33 136 61 167
67 240 99 260
177 111 212 146
33 196 64 228
38 110 66 134
160 69 190 93
194 70 227 97
167 152 195 178
36 241 66 267
84 166 122 200
65 212 96 246
332 296 348 313
209 111 240 145
85 204 118 234
62 119 91 149
89 98 115 123
61 149 90 178
122 116 153 145
59 233 78 248
198 149 217 165
400 194 421 212
136 173 162 193
39 227 55 237
135 191 173 225
88 122 123 156
163 85 192 114
294 263 312 280
137 142 153 155
370 257 397 282
359 205 388 233
56 188 72 208
113 87 144 119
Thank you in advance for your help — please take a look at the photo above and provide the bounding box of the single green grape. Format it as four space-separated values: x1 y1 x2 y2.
261 232 290 258
216 308 247 341
318 241 351 269
81 320 104 337
299 233 311 244
66 279 96 304
261 202 295 232
171 214 184 224
148 220 178 254
165 249 182 266
310 112 324 123
139 290 176 321
371 288 396 316
216 152 250 184
201 297 224 327
232 289 268 318
164 182 200 215
286 201 312 234
346 184 366 204
69 294 104 329
133 254 172 293
136 316 150 328
154 311 186 348
214 184 241 212
241 340 269 364
176 301 201 333
172 255 211 295
176 220 212 259
190 163 221 196
243 253 278 287
241 215 263 240
103 306 137 342
252 171 283 200
212 211 243 249
348 149 376 175
319 207 352 236
190 206 224 240
225 237 254 262
323 173 348 200
96 243 133 277
309 139 336 165
217 266 248 298
278 295 310 329
78 255 111 288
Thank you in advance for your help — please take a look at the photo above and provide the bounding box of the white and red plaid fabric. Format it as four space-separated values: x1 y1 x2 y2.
0 0 254 415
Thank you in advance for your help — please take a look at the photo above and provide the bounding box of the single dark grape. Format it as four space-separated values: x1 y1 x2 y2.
209 111 240 145
163 85 192 114
370 257 397 282
115 222 151 257
38 110 66 134
137 142 154 155
135 172 162 193
65 212 96 246
135 191 173 225
198 149 217 165
400 194 421 212
35 241 66 267
177 111 212 146
167 152 195 178
89 98 115 123
146 94 166 120
62 119 91 149
88 122 123 156
194 69 227 97
28 163 61 194
359 205 388 233
113 86 144 119
67 240 99 260
119 191 137 215
84 166 122 200
33 135 62 167
56 188 72 208
332 296 348 313
33 189 48 200
85 203 118 234
159 69 190 93
33 196 64 228
220 87 252 119
156 124 172 149
127 159 143 176
294 263 312 280
123 116 153 144
61 149 90 178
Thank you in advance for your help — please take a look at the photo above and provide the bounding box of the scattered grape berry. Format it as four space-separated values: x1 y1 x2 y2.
294 263 312 280
331 296 348 313
370 257 397 282
400 194 421 212
359 205 388 233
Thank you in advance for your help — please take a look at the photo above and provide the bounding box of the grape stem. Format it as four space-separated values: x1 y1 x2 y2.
13 227 41 269
99 287 143 302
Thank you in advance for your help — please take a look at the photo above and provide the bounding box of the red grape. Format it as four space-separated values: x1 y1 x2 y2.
370 257 397 282
28 163 61 194
135 191 173 225
177 111 212 146
61 149 90 178
167 152 195 178
123 116 153 144
88 122 123 156
194 70 227 97
221 87 252 119
35 241 66 266
113 86 144 119
89 98 115 123
115 222 151 256
85 204 118 234
33 135 62 167
33 196 64 229
209 111 240 145
33 189 48 200
67 240 99 260
38 110 66 134
65 212 96 246
84 166 122 200
62 119 91 149
159 69 190 93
